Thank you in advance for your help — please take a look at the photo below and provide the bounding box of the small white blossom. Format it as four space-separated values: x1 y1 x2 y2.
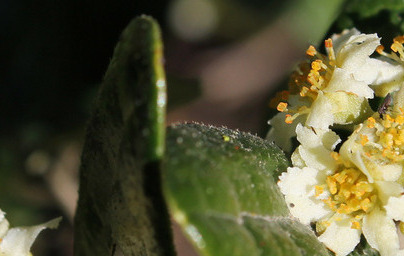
278 124 404 256
0 209 61 256
268 29 397 152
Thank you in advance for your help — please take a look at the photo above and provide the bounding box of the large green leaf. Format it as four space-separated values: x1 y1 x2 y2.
164 123 330 256
73 16 174 255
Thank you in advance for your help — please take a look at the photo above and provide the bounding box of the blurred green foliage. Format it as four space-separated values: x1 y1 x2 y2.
334 0 404 43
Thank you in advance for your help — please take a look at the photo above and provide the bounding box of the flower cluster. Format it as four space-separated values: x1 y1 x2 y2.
0 209 61 256
269 29 404 256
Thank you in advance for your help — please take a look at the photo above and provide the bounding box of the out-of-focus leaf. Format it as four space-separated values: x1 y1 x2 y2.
334 0 404 42
164 123 330 256
344 0 404 18
348 236 380 256
73 16 174 256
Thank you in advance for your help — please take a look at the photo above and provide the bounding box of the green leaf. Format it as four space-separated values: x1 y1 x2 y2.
348 236 380 256
334 0 404 41
163 123 330 256
74 16 174 256
282 0 346 46
343 0 404 18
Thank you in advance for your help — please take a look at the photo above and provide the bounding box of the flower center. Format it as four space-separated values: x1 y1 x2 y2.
315 159 377 231
270 39 337 124
362 112 404 163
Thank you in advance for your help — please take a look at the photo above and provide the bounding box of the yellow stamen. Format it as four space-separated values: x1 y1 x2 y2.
325 39 336 62
334 172 347 184
351 221 361 229
326 176 338 195
376 45 384 54
364 112 404 163
360 198 373 212
396 114 404 125
324 39 332 48
324 165 377 219
367 117 376 128
394 35 404 44
300 86 310 97
360 134 369 145
311 60 323 71
277 102 288 112
306 45 317 56
315 185 324 197
381 114 393 128
269 90 290 108
376 36 404 67
330 152 340 161
391 42 402 53
285 114 293 124
391 39 404 61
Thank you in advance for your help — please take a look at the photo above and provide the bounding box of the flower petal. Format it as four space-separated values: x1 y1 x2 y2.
356 58 404 86
278 167 331 225
306 93 334 129
318 217 361 256
284 194 331 225
335 33 380 72
384 195 404 222
375 163 402 182
267 112 303 153
294 124 338 171
371 60 404 97
0 217 62 256
291 148 305 168
331 28 361 53
375 181 404 205
278 167 319 196
0 210 9 239
340 128 374 182
327 93 373 126
296 145 337 171
362 207 400 256
324 68 374 99
320 129 342 151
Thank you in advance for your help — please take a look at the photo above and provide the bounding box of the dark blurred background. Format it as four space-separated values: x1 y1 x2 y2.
0 0 346 254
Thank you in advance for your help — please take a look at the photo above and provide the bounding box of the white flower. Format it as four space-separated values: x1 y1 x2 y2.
0 209 61 256
341 88 404 184
278 124 404 256
341 115 404 183
268 28 395 153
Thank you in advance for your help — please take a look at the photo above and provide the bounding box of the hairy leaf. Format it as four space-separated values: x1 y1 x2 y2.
164 123 330 256
73 16 174 256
